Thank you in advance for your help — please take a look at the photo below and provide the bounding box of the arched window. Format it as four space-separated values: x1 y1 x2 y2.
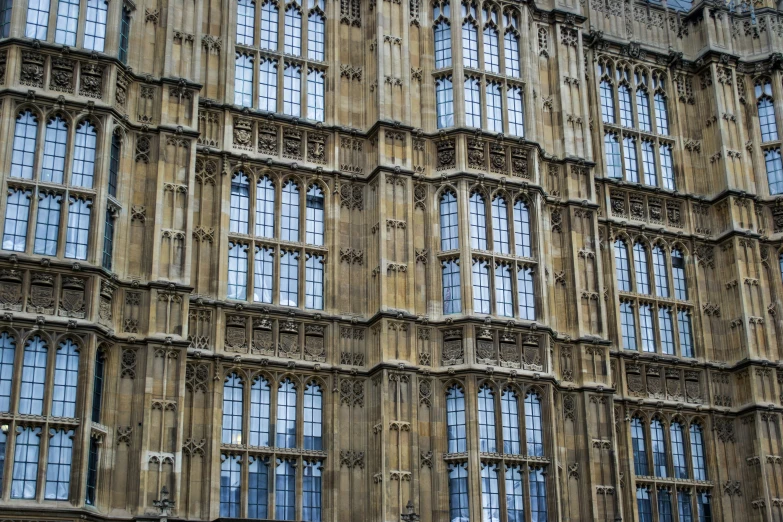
303 382 323 450
660 144 675 190
305 253 324 310
303 460 323 521
654 93 669 135
221 373 244 444
764 148 783 195
11 111 38 180
472 259 490 314
2 188 31 252
633 242 650 294
440 191 459 251
605 132 622 178
637 88 651 132
620 302 637 350
305 184 324 245
250 376 271 447
637 487 653 522
677 310 693 358
442 260 461 314
658 307 674 355
671 249 687 300
279 250 299 306
307 67 325 122
276 379 297 448
504 31 520 77
11 427 41 499
227 242 248 300
481 463 501 522
469 192 487 249
45 429 74 500
234 53 254 107
697 493 712 522
517 267 535 320
462 21 478 68
19 336 47 415
51 339 79 418
281 180 300 242
641 140 657 186
275 459 297 519
71 121 97 188
524 391 544 456
283 63 302 116
0 332 15 412
689 423 707 480
220 455 241 517
658 489 674 522
446 385 466 452
433 6 452 69
259 58 278 112
507 86 525 136
619 84 634 127
42 116 68 183
652 246 669 297
91 351 105 422
631 417 648 475
478 385 496 452
513 199 531 257
307 10 325 61
650 419 667 477
495 263 513 317
448 463 470 521
436 76 454 128
491 196 509 254
284 5 302 56
260 0 279 50
501 388 520 454
600 80 615 124
639 304 655 353
677 492 693 522
248 456 269 518
64 197 91 260
670 421 687 478
237 0 255 45
483 25 499 73
614 240 631 292
256 176 275 238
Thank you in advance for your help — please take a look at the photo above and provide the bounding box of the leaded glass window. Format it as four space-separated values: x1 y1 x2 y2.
672 249 687 300
275 459 296 520
472 259 490 314
765 148 783 195
280 250 299 307
464 77 482 128
283 63 302 117
506 465 525 522
469 192 487 249
71 121 97 188
478 385 496 452
250 376 271 447
654 93 669 135
446 385 466 452
660 144 675 190
501 388 520 454
637 88 651 132
440 191 459 250
483 26 499 73
651 419 667 477
220 455 241 517
256 176 275 237
600 80 615 124
504 31 520 77
678 492 694 522
621 301 636 350
605 133 622 178
652 246 669 297
659 489 674 522
495 264 513 317
222 373 244 444
254 246 274 303
481 463 501 522
83 0 108 51
434 19 452 68
619 85 634 127
303 460 322 521
230 172 250 234
634 243 650 294
260 0 278 50
517 267 535 320
307 68 325 122
448 463 470 521
235 53 254 107
11 111 38 180
642 140 657 186
51 340 79 418
615 240 631 292
42 116 68 183
305 184 324 245
486 82 502 133
659 307 674 355
678 310 693 358
442 260 461 314
19 336 47 415
525 392 544 456
258 58 278 112
45 429 73 500
529 467 548 522
513 199 530 257
304 382 322 450
236 0 255 45
11 427 40 499
507 86 525 136
25 0 50 39
698 493 712 522
640 304 655 353
462 21 478 68
631 417 648 475
276 379 297 448
0 333 14 412
227 242 248 300
54 0 79 45
307 11 325 61
491 196 509 254
436 77 454 128
637 487 653 522
690 423 707 480
248 457 269 518
305 254 324 310
284 5 302 55
91 352 104 422
3 188 31 252
671 422 687 479
623 136 639 182
281 180 300 241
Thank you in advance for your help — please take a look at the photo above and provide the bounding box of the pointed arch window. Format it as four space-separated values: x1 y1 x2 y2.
284 5 302 55
506 465 525 521
660 144 675 190
11 111 38 180
433 17 452 68
481 463 501 522
303 382 323 450
234 53 254 107
280 251 299 306
45 429 74 500
639 304 655 353
678 492 694 522
305 254 324 310
283 63 302 117
631 417 649 475
504 31 520 77
469 192 487 249
513 199 531 257
641 141 657 186
227 242 248 300
670 422 687 478
619 84 634 127
758 91 778 142
281 180 300 242
614 240 631 292
525 391 544 456
698 493 712 522
51 340 79 418
491 196 509 254
307 9 325 61
600 80 615 124
462 21 478 68
65 197 91 260
620 302 637 350
303 460 323 521
446 385 466 452
605 133 622 179
305 184 324 245
637 88 651 132
478 385 496 452
448 463 470 521
71 121 97 188
260 0 279 50
255 176 275 238
19 336 47 415
275 459 297 519
517 267 535 320
507 86 525 137
440 191 459 250
652 246 669 297
250 376 271 447
623 136 639 182
436 76 454 128
637 487 653 522
0 332 15 412
464 77 482 128
472 259 490 314
11 427 40 498
654 93 669 135
230 172 250 234
486 82 503 133
501 388 520 454
678 310 693 357
672 249 687 300
658 307 675 355
483 25 499 73
651 419 667 477
495 264 513 317
276 379 297 448
248 456 269 518
222 373 244 444
529 467 548 522
690 423 707 480
633 242 650 294
659 489 674 522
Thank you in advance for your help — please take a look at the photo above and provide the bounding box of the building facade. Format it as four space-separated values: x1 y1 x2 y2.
0 0 782 521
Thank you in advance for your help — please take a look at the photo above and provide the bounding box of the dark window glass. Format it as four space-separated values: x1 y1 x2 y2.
91 352 105 422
